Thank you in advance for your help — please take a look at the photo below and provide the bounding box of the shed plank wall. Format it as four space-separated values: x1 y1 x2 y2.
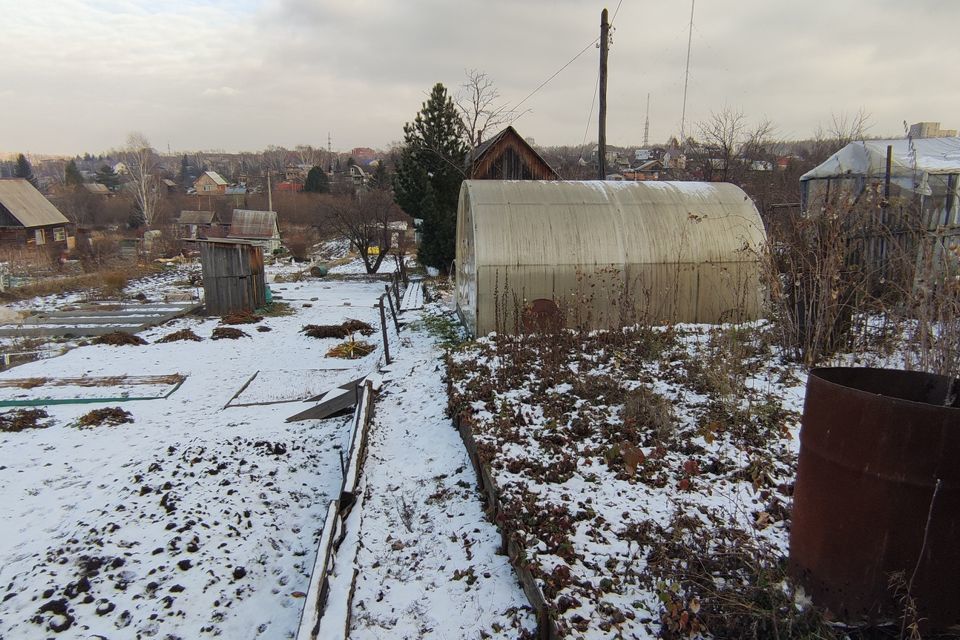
200 243 266 315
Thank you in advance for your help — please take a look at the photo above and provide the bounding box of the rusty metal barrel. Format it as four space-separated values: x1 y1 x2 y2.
789 367 960 631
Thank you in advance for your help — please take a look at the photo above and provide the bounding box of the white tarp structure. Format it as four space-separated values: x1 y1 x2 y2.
800 137 960 226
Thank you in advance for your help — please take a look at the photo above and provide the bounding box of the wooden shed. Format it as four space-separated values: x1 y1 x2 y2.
197 238 266 316
469 126 559 180
455 180 768 336
0 179 72 247
228 209 282 253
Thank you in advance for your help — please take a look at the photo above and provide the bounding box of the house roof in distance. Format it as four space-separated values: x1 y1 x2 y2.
228 209 279 239
83 183 111 195
202 171 228 186
178 210 218 225
0 179 71 227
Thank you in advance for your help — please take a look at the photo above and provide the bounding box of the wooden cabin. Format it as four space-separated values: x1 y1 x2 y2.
469 126 559 180
0 179 72 248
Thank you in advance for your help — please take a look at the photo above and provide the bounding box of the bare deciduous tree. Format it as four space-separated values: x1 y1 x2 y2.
456 69 514 149
294 145 326 170
321 190 406 274
123 132 163 227
693 107 775 183
262 146 290 176
810 108 872 161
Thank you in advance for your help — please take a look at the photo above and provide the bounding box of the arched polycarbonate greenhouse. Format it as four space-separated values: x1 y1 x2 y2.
455 180 768 336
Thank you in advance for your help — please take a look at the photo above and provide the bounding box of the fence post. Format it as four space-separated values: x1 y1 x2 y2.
378 295 391 365
384 285 400 334
392 274 402 309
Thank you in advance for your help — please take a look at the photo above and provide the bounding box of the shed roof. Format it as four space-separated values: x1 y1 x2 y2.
179 210 218 225
83 183 111 195
229 209 279 239
202 171 228 185
470 126 560 180
0 179 71 227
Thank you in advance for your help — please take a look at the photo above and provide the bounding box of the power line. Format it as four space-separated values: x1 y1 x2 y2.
610 0 624 25
579 70 601 161
510 35 600 123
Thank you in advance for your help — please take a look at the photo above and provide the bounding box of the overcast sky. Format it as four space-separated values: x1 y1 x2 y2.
3 0 958 156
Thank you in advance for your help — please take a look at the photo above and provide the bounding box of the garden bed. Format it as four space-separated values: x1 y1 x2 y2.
446 323 836 639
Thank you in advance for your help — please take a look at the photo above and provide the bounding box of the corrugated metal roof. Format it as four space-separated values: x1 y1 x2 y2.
229 209 279 239
179 210 218 225
204 171 228 186
0 179 71 227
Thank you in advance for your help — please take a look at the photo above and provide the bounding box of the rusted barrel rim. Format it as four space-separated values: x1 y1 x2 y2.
809 366 960 412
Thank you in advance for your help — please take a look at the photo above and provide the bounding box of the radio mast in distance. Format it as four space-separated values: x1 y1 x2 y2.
643 93 650 148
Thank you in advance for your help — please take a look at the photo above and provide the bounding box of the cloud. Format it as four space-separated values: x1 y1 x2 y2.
1 0 958 154
202 86 241 98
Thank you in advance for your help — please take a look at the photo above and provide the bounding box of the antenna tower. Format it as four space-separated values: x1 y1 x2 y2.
679 0 695 145
643 93 650 147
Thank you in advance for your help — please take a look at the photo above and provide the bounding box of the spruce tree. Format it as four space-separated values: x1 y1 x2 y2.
96 164 120 191
178 155 191 188
303 166 330 193
393 82 468 270
370 161 389 190
65 160 84 187
14 154 38 188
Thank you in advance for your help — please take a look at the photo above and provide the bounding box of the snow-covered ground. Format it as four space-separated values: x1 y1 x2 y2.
342 305 536 639
447 322 815 638
0 273 387 638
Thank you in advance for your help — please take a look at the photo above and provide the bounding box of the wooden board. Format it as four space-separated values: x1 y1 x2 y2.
0 374 186 406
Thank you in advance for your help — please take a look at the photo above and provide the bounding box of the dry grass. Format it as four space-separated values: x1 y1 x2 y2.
0 408 51 432
302 319 374 339
211 327 249 340
326 338 375 359
156 328 202 343
93 332 147 346
257 301 295 317
76 407 133 428
220 311 263 325
99 270 128 297
0 264 160 303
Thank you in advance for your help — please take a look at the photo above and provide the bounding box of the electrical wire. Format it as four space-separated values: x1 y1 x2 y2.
610 0 624 26
578 71 601 162
510 35 600 123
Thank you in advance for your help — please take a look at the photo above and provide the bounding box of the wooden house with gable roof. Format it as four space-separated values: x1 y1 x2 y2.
0 179 72 247
469 126 559 181
228 209 282 253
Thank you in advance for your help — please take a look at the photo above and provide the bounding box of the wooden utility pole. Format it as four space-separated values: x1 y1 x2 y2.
598 7 609 180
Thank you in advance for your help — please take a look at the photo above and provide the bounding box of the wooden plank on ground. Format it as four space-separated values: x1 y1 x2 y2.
285 377 365 422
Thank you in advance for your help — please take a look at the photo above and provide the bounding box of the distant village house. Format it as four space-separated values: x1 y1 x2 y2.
228 209 282 253
0 179 72 247
194 171 228 195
